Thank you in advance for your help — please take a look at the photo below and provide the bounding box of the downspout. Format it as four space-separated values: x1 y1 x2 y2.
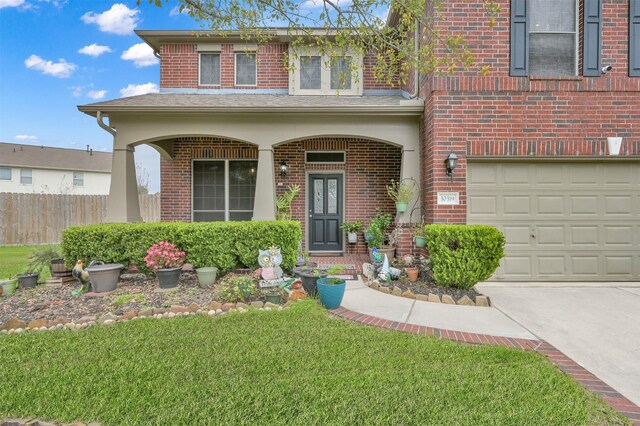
96 111 116 137
153 49 160 59
409 20 420 99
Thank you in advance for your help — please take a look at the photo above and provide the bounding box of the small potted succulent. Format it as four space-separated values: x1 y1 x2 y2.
340 220 362 244
386 179 417 213
316 265 346 309
144 241 187 290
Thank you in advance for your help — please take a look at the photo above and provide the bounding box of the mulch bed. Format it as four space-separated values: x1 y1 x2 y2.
0 271 219 324
374 268 482 302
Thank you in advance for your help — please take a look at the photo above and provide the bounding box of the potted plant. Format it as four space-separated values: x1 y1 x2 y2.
316 265 346 309
340 220 362 244
85 262 124 293
144 241 187 290
405 267 419 282
365 209 395 262
386 179 417 213
293 265 327 297
16 247 59 288
0 278 18 296
196 267 218 288
263 287 282 304
276 184 300 220
412 223 426 248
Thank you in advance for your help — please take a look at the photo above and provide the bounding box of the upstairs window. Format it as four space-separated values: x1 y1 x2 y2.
235 53 257 86
200 53 221 85
73 171 84 187
290 47 362 95
0 166 11 180
511 0 582 77
20 168 32 185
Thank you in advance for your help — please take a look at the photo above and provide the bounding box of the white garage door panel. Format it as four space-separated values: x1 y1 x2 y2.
468 162 640 281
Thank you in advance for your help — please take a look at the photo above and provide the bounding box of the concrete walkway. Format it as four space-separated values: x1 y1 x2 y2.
342 278 535 340
476 282 640 407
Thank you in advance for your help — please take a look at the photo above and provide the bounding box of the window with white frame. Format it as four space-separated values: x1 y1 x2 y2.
20 168 32 185
529 0 577 76
200 53 221 85
73 171 84 187
193 160 258 222
235 53 257 86
290 47 362 95
0 166 11 180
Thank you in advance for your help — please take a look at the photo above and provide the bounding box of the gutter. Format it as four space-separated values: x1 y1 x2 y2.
96 111 116 137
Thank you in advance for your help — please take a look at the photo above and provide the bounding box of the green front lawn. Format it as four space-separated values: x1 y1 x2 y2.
0 245 58 281
0 301 626 425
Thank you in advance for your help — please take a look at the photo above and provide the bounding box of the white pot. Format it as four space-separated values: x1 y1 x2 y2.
607 137 623 156
347 232 358 244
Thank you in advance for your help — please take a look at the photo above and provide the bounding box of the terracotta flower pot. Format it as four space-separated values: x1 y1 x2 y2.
406 268 419 282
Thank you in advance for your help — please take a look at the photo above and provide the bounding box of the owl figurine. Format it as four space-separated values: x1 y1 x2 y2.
258 246 283 279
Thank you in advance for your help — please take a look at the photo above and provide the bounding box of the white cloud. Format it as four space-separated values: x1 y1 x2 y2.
119 83 158 97
300 0 352 9
14 134 38 141
87 90 107 100
169 5 190 16
0 0 24 8
121 43 158 67
78 43 113 57
71 86 84 97
81 3 140 35
24 54 76 78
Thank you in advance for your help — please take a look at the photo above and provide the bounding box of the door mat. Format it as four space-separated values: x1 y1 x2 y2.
317 264 356 271
327 274 359 281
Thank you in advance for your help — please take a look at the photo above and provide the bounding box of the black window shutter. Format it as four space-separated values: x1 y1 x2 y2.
583 0 603 76
510 0 529 76
631 0 640 76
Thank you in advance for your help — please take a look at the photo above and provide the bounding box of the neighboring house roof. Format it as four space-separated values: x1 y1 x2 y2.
78 94 424 116
0 143 112 173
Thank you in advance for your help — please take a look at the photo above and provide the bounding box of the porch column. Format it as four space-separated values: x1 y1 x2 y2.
397 147 422 223
252 147 277 221
104 144 142 223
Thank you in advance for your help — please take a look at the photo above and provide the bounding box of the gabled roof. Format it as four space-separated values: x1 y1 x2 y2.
77 93 424 116
0 143 112 173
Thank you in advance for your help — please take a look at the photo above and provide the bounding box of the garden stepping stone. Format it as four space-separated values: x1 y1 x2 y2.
441 295 455 305
27 319 48 329
457 295 475 306
392 286 402 296
1 317 27 331
208 301 222 311
401 289 415 299
428 294 441 303
250 301 264 309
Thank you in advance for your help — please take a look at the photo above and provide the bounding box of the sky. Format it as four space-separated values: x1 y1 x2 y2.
0 0 201 194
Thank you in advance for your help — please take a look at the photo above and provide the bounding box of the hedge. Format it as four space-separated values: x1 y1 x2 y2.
425 224 505 289
61 221 302 275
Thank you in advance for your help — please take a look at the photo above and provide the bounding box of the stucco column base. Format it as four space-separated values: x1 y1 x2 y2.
397 148 422 223
252 147 277 221
104 146 142 223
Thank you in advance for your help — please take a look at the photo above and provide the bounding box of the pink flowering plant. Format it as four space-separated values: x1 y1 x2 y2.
144 241 186 272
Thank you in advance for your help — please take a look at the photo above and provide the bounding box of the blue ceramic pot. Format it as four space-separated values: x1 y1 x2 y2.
316 277 346 309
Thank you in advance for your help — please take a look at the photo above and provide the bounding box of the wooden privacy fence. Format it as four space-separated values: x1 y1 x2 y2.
0 193 160 245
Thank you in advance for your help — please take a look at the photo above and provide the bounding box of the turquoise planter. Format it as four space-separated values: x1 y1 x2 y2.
316 277 346 310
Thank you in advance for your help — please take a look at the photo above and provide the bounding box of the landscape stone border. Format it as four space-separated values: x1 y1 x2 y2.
329 306 640 425
365 279 491 307
0 300 284 335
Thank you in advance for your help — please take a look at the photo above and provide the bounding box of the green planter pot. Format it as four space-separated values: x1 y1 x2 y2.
414 235 426 248
157 266 182 289
396 202 408 213
196 267 218 288
265 293 281 304
1 279 18 296
317 277 346 309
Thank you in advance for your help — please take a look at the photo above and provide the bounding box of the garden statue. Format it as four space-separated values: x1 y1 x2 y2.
71 259 103 296
258 246 283 280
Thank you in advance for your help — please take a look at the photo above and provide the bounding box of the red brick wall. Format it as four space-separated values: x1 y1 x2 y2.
160 137 259 221
273 138 401 254
420 0 640 224
160 42 399 90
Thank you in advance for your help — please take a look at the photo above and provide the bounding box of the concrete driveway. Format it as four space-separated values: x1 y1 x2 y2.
475 282 640 407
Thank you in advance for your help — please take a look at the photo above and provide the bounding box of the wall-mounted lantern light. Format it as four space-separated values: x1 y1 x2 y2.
444 153 458 182
280 160 288 178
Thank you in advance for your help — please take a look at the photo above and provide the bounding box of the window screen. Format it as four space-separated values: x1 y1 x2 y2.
193 161 225 221
330 57 352 90
20 168 32 184
529 0 576 76
300 56 321 89
73 171 84 187
306 152 345 163
0 167 10 180
200 53 220 85
236 53 256 85
228 161 257 221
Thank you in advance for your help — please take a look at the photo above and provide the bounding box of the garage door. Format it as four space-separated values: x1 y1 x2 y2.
467 162 640 281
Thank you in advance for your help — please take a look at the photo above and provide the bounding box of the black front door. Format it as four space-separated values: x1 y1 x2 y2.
308 174 343 252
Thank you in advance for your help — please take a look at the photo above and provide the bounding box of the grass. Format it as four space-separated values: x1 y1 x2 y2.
0 301 627 425
0 245 59 282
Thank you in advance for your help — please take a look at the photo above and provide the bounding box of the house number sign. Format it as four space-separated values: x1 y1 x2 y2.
437 192 460 205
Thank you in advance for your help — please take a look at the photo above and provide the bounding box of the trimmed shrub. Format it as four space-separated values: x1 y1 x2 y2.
62 221 302 274
425 224 505 289
215 273 259 303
